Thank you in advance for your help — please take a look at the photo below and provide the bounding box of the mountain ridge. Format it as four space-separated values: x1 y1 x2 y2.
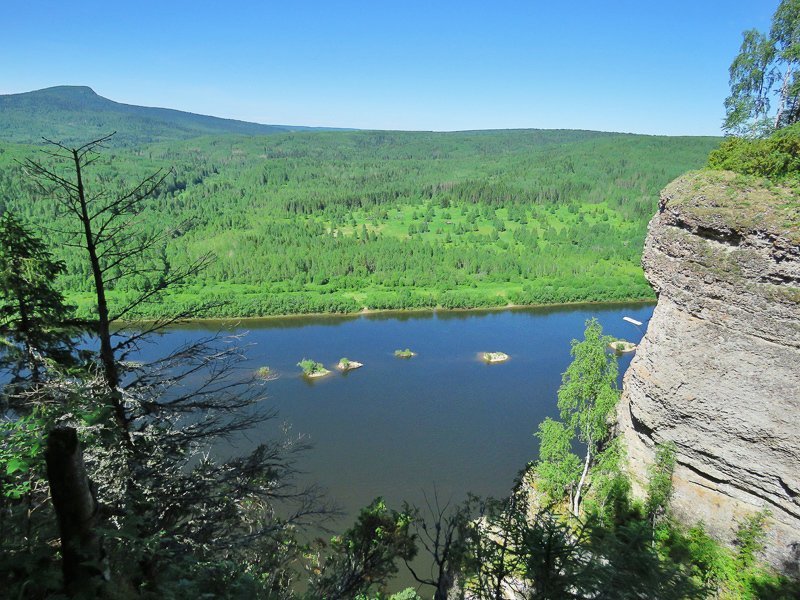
0 85 343 146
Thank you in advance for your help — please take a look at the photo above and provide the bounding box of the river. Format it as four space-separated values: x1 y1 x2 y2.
139 303 653 524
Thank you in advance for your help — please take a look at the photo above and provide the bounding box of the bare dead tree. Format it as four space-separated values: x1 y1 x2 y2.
16 135 335 592
464 494 525 600
21 134 210 446
404 490 472 600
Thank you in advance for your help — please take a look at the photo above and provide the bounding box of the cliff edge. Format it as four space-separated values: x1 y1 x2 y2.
618 170 800 575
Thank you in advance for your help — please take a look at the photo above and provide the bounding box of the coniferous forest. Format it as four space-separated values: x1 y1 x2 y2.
3 0 800 593
0 120 718 318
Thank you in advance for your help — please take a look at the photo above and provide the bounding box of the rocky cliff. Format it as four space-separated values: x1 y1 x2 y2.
618 170 800 576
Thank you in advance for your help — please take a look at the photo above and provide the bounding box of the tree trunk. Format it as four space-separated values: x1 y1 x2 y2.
573 442 592 516
71 150 131 447
775 64 794 129
435 570 453 600
46 427 107 596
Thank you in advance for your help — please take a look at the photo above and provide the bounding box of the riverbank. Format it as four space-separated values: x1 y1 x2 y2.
66 277 657 322
101 297 657 326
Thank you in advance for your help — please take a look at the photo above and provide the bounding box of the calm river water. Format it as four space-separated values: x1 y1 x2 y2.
139 303 653 524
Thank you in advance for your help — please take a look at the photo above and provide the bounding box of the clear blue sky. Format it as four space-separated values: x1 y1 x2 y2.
1 1 778 135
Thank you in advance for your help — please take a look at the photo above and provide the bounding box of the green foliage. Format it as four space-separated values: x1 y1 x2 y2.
297 358 325 375
709 122 800 178
0 141 342 599
0 128 718 318
592 519 706 599
531 434 796 599
557 319 619 449
683 524 737 589
645 442 677 529
527 320 790 597
724 29 778 137
0 111 792 597
461 482 799 600
255 365 272 378
136 557 278 600
394 349 415 358
0 212 77 387
534 418 581 504
734 509 772 570
0 411 47 500
387 589 423 600
723 0 800 135
339 357 351 368
582 438 633 528
542 318 619 514
307 498 417 600
0 85 307 146
659 518 800 599
533 319 621 515
0 405 65 598
513 513 605 599
531 411 798 599
356 588 422 600
463 491 704 600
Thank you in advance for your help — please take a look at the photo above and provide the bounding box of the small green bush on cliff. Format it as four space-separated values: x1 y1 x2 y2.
708 123 800 179
656 514 800 600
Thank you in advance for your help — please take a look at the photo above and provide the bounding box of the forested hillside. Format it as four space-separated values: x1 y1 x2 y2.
0 127 719 318
0 86 329 146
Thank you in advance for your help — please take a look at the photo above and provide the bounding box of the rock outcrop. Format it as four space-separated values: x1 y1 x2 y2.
618 170 800 576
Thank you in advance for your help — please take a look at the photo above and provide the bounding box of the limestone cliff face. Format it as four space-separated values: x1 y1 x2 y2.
618 170 800 575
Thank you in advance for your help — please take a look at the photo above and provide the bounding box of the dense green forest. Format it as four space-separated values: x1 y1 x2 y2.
0 124 718 318
3 0 800 595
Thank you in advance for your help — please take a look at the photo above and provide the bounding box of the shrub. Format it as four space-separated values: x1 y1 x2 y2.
297 358 325 375
708 123 800 179
734 509 771 569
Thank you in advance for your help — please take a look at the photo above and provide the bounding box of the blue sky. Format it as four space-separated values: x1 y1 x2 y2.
1 1 778 135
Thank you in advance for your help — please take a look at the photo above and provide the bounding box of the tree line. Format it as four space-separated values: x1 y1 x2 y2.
3 0 800 595
1 137 796 599
0 128 717 318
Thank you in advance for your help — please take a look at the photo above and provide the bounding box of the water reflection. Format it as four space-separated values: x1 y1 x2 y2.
134 303 654 521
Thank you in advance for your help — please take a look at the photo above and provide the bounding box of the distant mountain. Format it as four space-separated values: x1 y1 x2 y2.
0 85 337 146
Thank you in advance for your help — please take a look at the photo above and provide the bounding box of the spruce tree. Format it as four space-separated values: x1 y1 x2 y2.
0 212 75 392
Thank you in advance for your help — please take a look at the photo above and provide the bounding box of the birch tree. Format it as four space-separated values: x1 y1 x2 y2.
724 0 800 136
556 318 619 516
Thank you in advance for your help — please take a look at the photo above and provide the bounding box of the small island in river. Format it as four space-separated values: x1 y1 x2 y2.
297 358 331 378
394 348 417 358
609 340 637 353
482 351 510 363
336 357 363 371
255 366 277 380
